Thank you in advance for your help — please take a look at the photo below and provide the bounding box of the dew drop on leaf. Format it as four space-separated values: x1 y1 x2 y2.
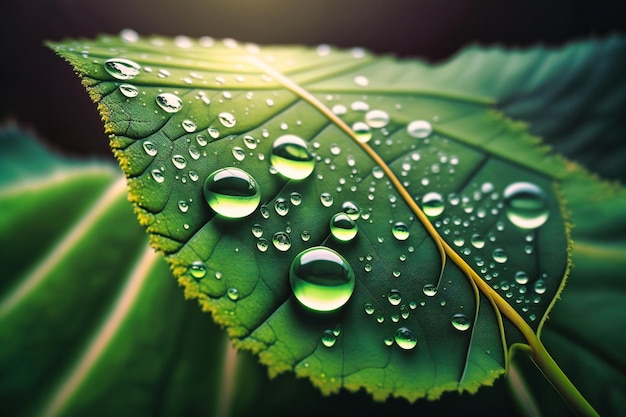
422 284 438 297
142 140 157 156
251 223 264 238
320 192 333 207
274 198 289 216
407 120 433 139
300 230 311 242
182 119 197 133
189 261 207 279
470 233 485 249
394 327 417 350
178 200 189 213
290 192 302 206
156 93 183 113
151 169 165 183
104 58 141 80
364 302 375 315
534 279 547 294
227 288 239 301
341 201 360 220
391 222 410 241
332 104 347 115
289 246 355 312
330 212 358 242
218 112 236 127
272 232 292 251
243 135 257 149
171 154 187 170
321 329 337 347
232 146 246 161
119 83 139 97
388 289 402 306
515 271 529 285
352 121 372 143
202 167 261 218
421 192 445 217
365 109 390 128
256 238 269 252
270 135 315 180
208 127 220 139
492 248 508 263
451 313 471 331
504 182 550 229
196 134 208 146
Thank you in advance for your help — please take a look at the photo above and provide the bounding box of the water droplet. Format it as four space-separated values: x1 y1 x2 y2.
189 261 207 278
156 93 183 113
251 223 264 238
332 104 347 115
232 146 246 161
352 122 372 143
372 166 384 179
289 246 355 312
104 58 141 80
188 146 200 160
515 271 529 285
320 193 333 207
300 231 311 242
504 182 550 229
142 141 158 156
270 135 315 180
354 75 369 86
451 313 471 331
422 192 445 217
394 327 417 350
274 198 289 216
407 120 433 139
330 212 358 242
453 236 465 247
364 302 375 315
272 232 292 251
208 127 220 139
226 287 239 301
351 101 370 112
330 143 341 155
218 112 236 128
341 201 360 220
151 169 165 183
157 69 171 78
119 29 139 43
290 192 302 206
321 329 337 347
388 289 402 306
189 170 199 182
203 168 261 218
422 284 437 297
178 200 189 213
365 110 390 128
492 248 508 263
256 238 269 252
534 279 547 294
196 134 208 146
182 119 197 133
243 135 257 149
171 154 187 169
471 234 485 249
119 83 139 97
392 222 410 241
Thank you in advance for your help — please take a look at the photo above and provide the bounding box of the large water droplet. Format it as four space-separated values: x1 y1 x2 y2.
119 83 139 97
392 222 410 241
422 192 445 217
394 327 417 350
330 212 358 242
352 122 372 143
365 110 390 128
515 271 529 285
388 289 402 306
203 168 261 218
504 182 550 229
407 120 432 139
289 246 355 312
189 261 207 279
492 248 508 263
104 58 141 80
218 112 236 128
270 135 315 180
422 284 437 297
156 93 183 113
471 234 485 249
451 313 471 331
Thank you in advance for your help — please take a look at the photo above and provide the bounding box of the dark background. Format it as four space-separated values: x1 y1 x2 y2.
0 0 624 160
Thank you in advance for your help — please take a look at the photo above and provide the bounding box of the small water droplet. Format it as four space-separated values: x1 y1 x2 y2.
119 83 139 97
320 193 333 207
189 170 199 182
227 288 239 301
504 182 550 229
188 146 200 160
289 246 355 312
321 330 337 347
232 146 246 161
208 127 220 139
104 58 141 80
392 222 410 241
351 101 369 112
365 110 390 128
422 192 445 217
156 93 183 113
189 261 207 278
330 143 341 155
181 119 197 133
515 271 529 285
364 302 375 315
332 104 347 115
352 122 372 143
151 169 165 183
196 134 208 146
274 198 289 216
270 135 315 180
218 112 236 128
178 200 189 213
422 284 437 297
471 234 485 249
203 168 261 218
394 327 417 350
407 120 432 139
354 75 369 86
492 248 508 263
534 279 547 294
256 238 269 252
243 135 257 149
142 141 158 156
330 212 358 242
341 201 360 220
157 69 171 78
372 166 384 179
272 232 292 251
300 230 311 242
451 313 471 331
251 223 264 238
388 289 402 306
172 154 187 170
289 192 302 206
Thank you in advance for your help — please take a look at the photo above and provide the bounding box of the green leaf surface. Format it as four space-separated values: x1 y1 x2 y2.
49 34 582 403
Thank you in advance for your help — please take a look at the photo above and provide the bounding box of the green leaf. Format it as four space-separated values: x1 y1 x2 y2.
49 34 581 404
